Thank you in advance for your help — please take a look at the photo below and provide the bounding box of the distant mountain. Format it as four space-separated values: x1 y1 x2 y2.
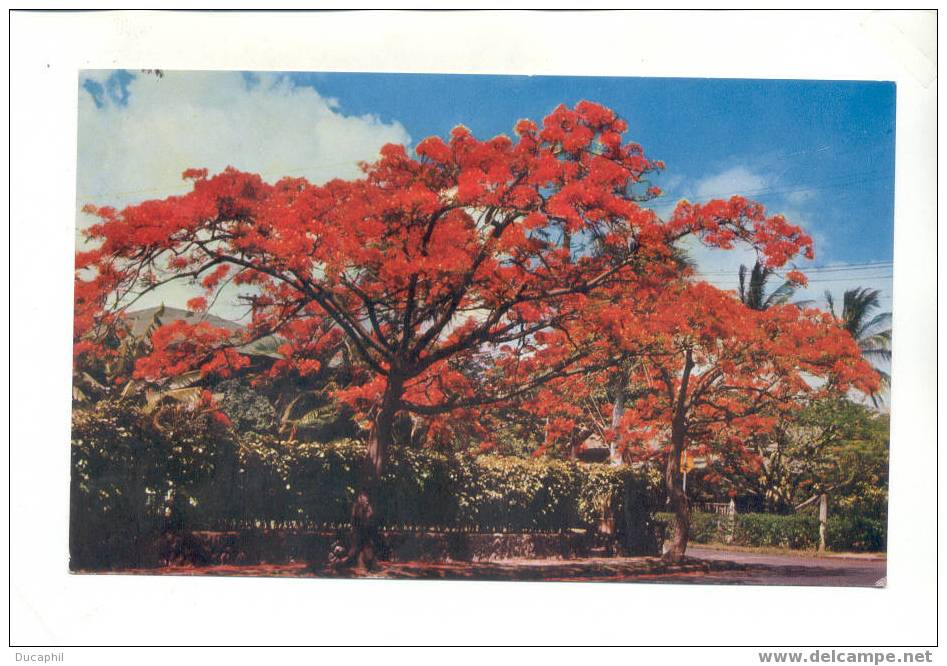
124 306 243 337
124 306 284 359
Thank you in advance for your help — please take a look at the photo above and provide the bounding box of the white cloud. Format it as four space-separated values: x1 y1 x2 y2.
693 165 769 200
784 187 818 205
681 237 759 295
674 166 792 295
78 70 410 210
670 168 835 294
76 70 411 319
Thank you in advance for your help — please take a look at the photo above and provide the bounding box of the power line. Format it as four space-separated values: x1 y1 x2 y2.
697 272 894 281
694 260 893 277
689 171 889 202
747 139 892 172
700 271 892 281
782 262 893 273
704 275 892 285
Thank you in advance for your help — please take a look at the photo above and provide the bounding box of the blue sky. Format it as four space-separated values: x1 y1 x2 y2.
77 70 895 314
294 72 895 266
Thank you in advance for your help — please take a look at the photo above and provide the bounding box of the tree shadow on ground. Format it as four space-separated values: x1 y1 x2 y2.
100 556 738 582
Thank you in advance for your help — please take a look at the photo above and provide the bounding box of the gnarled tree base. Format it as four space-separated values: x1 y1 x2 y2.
327 490 382 572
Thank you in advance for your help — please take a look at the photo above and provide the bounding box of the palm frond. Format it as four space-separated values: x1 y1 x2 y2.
165 370 203 391
841 287 882 338
868 368 892 408
859 347 892 364
862 329 892 347
80 371 106 391
143 386 203 413
292 404 338 427
119 378 145 399
824 290 837 320
737 261 801 311
763 280 798 309
144 303 166 340
858 312 892 340
748 262 770 310
875 368 891 387
671 246 696 272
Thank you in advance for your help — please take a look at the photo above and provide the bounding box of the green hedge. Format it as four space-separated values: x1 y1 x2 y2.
70 400 233 568
686 511 723 544
826 514 887 552
71 402 661 567
201 435 659 535
655 511 886 552
734 513 824 549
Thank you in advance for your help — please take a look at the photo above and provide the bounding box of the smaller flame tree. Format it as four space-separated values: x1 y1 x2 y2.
532 279 879 561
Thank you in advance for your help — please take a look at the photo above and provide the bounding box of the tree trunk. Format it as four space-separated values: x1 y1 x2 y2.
334 374 403 572
663 351 693 564
609 374 626 465
663 420 689 563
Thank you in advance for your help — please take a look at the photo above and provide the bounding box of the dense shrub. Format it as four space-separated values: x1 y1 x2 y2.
686 511 723 543
70 399 232 569
215 379 277 434
826 514 887 552
835 483 888 523
733 513 820 549
72 411 661 568
654 511 886 552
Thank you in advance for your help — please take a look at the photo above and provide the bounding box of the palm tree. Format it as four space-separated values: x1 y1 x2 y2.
737 260 801 311
825 287 892 395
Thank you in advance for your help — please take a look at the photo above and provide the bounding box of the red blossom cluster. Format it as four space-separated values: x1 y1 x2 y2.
132 320 248 380
520 280 879 474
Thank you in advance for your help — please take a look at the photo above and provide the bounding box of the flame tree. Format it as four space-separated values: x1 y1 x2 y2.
534 278 879 561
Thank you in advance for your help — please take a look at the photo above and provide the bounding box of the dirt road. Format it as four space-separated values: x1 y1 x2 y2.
662 546 887 587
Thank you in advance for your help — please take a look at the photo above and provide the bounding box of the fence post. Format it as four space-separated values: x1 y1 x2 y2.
726 498 736 544
818 493 828 553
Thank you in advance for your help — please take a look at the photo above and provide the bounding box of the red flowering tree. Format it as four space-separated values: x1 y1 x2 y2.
513 194 823 464
579 281 880 561
74 101 818 568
